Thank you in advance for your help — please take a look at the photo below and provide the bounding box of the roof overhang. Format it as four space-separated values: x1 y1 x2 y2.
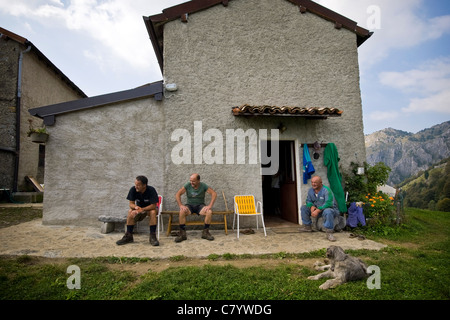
143 0 373 74
232 104 343 119
29 81 164 126
0 27 87 99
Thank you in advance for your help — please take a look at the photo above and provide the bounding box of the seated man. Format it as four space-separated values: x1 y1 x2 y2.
116 175 159 246
299 175 339 241
175 173 217 242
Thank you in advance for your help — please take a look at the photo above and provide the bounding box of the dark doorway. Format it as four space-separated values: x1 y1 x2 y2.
261 140 298 224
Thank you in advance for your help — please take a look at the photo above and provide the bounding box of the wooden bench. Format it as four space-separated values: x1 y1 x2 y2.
161 191 232 235
161 210 233 235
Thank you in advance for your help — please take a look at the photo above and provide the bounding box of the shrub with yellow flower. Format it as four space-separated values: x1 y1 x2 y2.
363 192 395 226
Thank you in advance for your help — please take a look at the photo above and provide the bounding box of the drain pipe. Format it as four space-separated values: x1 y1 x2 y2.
13 45 32 192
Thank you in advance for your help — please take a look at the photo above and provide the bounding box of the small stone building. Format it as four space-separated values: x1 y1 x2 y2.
0 27 86 196
29 0 372 227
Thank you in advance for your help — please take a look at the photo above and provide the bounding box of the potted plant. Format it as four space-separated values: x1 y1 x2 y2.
27 119 48 143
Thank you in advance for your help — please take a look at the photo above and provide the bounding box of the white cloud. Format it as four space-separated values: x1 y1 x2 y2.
379 57 450 114
0 0 185 71
406 90 450 113
367 110 400 121
379 58 450 93
317 0 450 67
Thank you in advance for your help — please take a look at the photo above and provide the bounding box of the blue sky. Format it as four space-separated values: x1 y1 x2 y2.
1 0 449 134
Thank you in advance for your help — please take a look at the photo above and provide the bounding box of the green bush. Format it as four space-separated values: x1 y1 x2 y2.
344 162 391 203
363 192 396 226
436 198 450 212
344 162 397 233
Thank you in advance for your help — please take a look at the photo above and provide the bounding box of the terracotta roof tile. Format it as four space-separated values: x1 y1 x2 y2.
232 104 343 118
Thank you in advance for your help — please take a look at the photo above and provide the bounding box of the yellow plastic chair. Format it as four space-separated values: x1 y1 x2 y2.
233 195 267 238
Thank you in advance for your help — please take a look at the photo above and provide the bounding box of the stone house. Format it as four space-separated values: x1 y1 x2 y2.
29 0 372 228
0 27 86 197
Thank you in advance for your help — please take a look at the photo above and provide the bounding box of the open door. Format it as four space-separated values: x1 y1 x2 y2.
262 140 298 224
279 141 298 223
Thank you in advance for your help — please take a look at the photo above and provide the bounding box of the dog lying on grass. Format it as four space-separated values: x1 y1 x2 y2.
308 245 368 290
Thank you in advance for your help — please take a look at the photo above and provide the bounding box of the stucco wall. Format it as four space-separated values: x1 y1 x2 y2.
42 98 164 226
18 51 84 190
0 39 20 190
0 37 84 191
162 0 366 215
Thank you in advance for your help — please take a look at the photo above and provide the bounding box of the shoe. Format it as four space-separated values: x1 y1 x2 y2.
116 232 133 245
202 228 214 241
133 211 148 223
175 229 187 243
298 224 312 232
326 229 336 242
150 232 159 246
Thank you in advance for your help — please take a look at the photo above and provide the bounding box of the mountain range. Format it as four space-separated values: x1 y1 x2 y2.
365 120 450 185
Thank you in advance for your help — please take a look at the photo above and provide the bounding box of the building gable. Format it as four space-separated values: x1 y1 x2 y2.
0 27 87 99
143 0 372 73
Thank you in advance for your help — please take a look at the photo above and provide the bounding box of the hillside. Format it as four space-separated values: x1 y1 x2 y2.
365 121 450 185
398 158 450 211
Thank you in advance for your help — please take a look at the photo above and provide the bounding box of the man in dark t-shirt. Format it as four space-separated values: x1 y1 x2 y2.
175 173 217 242
116 175 159 246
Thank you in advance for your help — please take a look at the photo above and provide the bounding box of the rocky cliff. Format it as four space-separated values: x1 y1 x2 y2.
365 121 450 185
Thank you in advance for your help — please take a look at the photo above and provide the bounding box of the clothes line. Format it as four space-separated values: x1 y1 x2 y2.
300 143 328 148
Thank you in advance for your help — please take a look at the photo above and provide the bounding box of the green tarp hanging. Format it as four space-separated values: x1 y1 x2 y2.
323 143 347 213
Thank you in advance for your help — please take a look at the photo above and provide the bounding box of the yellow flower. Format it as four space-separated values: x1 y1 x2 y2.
371 204 375 207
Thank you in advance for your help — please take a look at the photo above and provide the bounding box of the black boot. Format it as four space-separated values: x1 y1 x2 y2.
150 232 159 246
202 228 214 241
116 232 133 245
175 229 187 243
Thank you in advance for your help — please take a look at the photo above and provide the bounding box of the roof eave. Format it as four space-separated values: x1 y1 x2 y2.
29 81 164 126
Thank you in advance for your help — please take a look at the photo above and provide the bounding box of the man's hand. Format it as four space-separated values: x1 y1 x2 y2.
180 205 190 213
311 206 321 218
130 206 142 217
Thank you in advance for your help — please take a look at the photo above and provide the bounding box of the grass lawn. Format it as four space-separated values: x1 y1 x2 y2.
0 207 448 300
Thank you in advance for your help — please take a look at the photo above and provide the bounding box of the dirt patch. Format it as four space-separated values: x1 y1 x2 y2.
0 207 42 229
106 257 321 276
1 254 322 278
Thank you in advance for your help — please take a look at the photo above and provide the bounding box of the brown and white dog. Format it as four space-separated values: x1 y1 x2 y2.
308 245 368 290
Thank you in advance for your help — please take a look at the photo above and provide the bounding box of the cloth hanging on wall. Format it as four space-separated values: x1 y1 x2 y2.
302 144 315 184
323 143 347 213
